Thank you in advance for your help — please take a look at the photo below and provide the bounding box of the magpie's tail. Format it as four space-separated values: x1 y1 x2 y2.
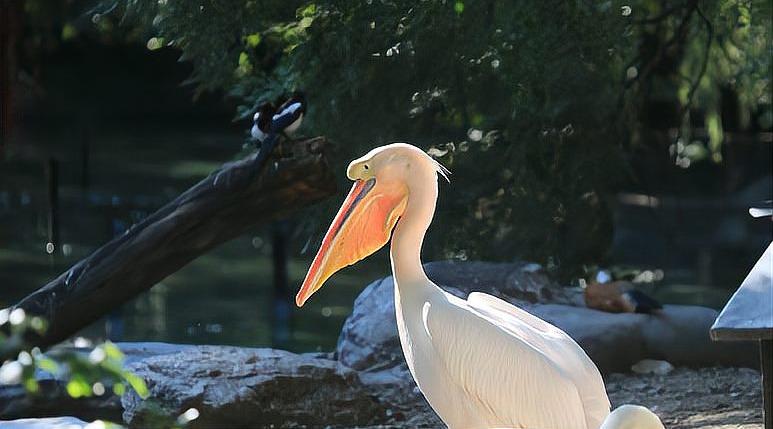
622 289 663 314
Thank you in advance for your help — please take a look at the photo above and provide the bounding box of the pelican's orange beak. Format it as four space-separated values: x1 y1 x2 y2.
296 178 408 307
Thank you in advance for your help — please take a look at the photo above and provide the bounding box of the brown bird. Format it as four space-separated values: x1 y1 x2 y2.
584 272 662 314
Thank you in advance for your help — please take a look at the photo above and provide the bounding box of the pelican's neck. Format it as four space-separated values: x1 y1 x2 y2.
390 171 437 289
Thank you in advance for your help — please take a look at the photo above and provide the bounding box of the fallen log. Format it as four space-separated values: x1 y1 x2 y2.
10 137 336 349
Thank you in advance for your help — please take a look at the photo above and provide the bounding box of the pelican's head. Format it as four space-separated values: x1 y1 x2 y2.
295 143 449 307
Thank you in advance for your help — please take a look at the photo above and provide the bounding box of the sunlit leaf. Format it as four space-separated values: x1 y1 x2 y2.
23 377 39 393
300 3 317 17
299 17 314 29
246 33 262 47
124 373 150 399
146 37 164 50
29 317 47 334
36 357 59 375
61 23 77 40
102 342 124 361
66 376 92 398
427 147 449 158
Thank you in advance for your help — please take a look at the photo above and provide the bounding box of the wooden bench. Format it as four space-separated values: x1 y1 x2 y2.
711 242 773 429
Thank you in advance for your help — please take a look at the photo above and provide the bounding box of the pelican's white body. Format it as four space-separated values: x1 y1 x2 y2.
394 285 613 428
369 144 662 429
305 143 665 429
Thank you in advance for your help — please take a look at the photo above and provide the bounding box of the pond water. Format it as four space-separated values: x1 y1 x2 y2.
0 122 389 353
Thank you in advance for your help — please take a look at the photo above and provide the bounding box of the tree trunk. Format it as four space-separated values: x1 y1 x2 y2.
11 137 336 349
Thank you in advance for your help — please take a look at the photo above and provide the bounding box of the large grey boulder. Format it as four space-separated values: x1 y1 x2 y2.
336 261 755 375
121 346 386 428
336 260 580 371
531 304 756 371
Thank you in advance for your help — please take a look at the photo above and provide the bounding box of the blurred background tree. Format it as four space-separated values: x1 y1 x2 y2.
7 0 771 281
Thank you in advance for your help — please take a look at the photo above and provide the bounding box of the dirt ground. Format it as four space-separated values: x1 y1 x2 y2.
392 366 764 428
606 367 763 429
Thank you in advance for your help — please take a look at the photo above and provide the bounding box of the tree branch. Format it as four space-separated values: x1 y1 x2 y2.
8 137 337 349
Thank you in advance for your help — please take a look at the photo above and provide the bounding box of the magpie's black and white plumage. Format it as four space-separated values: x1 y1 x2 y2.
749 200 773 219
245 90 308 179
250 92 306 144
251 102 276 143
273 91 306 137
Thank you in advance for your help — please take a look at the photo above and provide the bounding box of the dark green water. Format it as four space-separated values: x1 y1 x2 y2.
0 123 388 353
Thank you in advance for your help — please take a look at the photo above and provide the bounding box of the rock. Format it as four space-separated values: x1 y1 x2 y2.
337 261 756 375
121 346 386 428
113 342 197 366
0 343 194 422
529 303 648 372
639 305 754 366
0 417 89 429
336 260 581 371
631 359 675 375
335 276 405 373
423 261 582 305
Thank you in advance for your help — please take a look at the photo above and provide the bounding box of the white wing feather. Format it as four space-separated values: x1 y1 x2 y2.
467 293 611 428
425 291 610 429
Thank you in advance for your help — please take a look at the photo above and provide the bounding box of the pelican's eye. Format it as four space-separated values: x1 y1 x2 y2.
363 164 369 170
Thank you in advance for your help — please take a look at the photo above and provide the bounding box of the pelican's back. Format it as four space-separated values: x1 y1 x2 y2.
467 292 611 428
424 290 610 428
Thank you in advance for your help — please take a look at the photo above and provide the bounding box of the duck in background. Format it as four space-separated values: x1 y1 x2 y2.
583 269 663 314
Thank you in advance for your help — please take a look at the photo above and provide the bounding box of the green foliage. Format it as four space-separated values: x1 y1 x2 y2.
0 308 149 401
0 309 209 427
105 0 769 279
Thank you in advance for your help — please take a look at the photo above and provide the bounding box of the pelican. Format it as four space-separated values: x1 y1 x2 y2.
296 143 664 429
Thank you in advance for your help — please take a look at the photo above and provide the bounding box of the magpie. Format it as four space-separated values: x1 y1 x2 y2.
251 102 276 143
273 91 306 138
749 200 773 219
246 90 307 179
